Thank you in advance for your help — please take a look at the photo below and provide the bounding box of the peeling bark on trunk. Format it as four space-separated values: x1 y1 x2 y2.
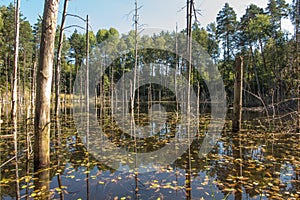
34 0 60 196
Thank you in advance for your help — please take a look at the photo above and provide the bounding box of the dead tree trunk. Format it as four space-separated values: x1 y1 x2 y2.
232 56 243 133
55 0 68 118
12 0 20 198
12 0 20 133
85 15 90 200
31 33 39 119
296 0 300 132
185 1 193 199
131 0 138 117
34 0 60 196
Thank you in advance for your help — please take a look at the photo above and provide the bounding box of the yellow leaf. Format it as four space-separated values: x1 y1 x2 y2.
25 176 30 183
223 188 235 192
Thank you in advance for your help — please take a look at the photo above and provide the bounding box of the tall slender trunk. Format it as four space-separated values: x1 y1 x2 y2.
132 0 138 117
12 0 20 198
85 15 90 200
175 23 179 116
12 0 20 125
296 0 300 132
110 63 114 117
31 35 39 118
186 1 193 199
17 55 21 105
22 52 26 107
34 0 60 198
55 0 68 118
5 55 8 116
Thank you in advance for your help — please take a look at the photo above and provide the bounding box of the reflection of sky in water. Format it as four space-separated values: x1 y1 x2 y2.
1 110 299 200
49 165 227 199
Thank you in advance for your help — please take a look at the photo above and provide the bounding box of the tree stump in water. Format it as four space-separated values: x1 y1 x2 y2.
232 56 243 133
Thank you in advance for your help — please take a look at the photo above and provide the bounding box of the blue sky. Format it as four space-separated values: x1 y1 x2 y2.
0 0 294 36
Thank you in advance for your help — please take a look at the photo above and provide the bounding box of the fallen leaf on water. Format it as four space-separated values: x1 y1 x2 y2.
223 188 235 192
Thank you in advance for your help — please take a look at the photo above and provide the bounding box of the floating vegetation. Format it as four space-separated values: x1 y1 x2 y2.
0 109 299 199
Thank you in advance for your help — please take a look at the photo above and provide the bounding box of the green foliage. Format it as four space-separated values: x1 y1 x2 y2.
0 1 297 107
206 22 219 62
0 3 34 90
267 0 289 30
96 27 119 44
192 23 208 51
69 29 86 69
96 29 108 44
216 3 237 62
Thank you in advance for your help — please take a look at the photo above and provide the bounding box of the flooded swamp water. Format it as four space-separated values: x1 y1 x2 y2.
0 106 299 200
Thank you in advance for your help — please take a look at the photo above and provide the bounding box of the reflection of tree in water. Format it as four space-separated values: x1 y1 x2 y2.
56 114 114 173
0 112 115 198
207 131 300 199
1 111 299 199
0 125 33 198
165 127 300 199
98 109 179 154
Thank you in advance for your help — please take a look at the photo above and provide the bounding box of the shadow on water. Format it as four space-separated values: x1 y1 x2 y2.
0 105 299 199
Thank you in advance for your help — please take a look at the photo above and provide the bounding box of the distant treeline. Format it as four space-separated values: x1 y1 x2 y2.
0 1 298 108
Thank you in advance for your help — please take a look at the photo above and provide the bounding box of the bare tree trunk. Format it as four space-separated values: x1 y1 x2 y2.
131 0 138 117
132 2 139 191
5 58 8 117
12 0 20 131
197 81 200 132
111 63 114 117
17 56 21 106
85 15 90 200
22 52 26 107
232 56 243 133
186 1 193 199
0 98 2 124
187 0 193 116
34 0 60 197
175 23 179 116
12 0 20 198
296 0 300 132
31 35 39 119
55 0 68 118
